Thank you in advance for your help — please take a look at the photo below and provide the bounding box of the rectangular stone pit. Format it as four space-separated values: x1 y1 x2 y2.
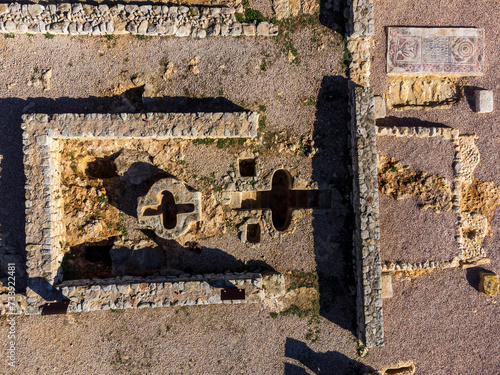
22 111 259 314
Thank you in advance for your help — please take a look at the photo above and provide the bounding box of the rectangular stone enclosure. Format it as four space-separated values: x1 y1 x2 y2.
387 27 484 75
21 111 259 314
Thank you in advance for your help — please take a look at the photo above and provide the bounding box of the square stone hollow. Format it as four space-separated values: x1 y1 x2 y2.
474 90 493 113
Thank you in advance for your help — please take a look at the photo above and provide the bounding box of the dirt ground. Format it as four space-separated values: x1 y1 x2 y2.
0 0 498 373
369 0 500 373
0 9 366 375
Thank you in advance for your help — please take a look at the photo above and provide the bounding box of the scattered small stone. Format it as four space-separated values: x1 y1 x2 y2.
189 57 199 75
162 60 177 81
41 68 53 91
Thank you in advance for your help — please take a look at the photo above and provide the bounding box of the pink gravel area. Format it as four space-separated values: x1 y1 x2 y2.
0 304 356 374
371 0 500 185
379 195 459 263
369 1 500 372
377 136 456 183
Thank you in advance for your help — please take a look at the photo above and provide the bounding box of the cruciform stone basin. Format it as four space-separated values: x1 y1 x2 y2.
137 178 201 240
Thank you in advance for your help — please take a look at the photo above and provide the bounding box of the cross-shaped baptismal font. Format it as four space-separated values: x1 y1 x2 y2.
229 169 332 231
137 178 201 240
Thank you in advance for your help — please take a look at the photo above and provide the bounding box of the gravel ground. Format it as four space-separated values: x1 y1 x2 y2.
0 0 498 373
0 17 366 375
377 136 455 183
379 195 459 263
367 0 500 373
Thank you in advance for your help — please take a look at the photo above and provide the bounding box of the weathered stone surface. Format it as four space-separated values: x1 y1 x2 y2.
138 20 148 34
387 27 484 75
4 20 15 32
114 150 155 185
0 3 273 38
273 0 290 19
349 86 384 348
242 24 256 36
289 0 301 16
27 4 44 17
374 95 386 118
474 90 493 113
387 77 460 109
256 22 269 36
381 274 393 299
175 25 191 37
379 361 416 375
479 271 498 295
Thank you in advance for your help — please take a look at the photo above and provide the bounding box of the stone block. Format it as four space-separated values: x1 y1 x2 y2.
381 274 393 299
374 96 386 119
387 27 484 75
474 90 493 113
479 271 498 296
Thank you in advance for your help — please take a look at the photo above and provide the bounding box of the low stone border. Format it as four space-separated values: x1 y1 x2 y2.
22 111 258 311
347 0 382 349
2 272 288 314
0 3 278 37
382 259 459 273
349 86 384 348
58 272 265 314
376 126 458 139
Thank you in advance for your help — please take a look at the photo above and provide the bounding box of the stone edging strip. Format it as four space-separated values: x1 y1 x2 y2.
56 272 265 314
0 3 278 37
347 0 383 349
349 86 384 348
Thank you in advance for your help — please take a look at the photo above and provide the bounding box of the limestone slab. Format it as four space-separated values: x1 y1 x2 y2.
387 27 484 75
474 90 493 113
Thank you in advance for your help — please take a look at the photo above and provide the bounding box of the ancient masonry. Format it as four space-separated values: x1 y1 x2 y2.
0 2 278 37
349 87 383 348
0 111 291 315
376 126 468 273
347 0 384 348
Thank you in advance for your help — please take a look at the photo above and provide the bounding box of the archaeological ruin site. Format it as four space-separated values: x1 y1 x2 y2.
0 0 498 373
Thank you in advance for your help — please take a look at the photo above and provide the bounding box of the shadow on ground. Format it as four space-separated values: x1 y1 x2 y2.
376 116 451 129
466 266 489 293
311 76 356 334
285 338 374 375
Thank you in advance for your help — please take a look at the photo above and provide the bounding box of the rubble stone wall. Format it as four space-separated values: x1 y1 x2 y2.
0 2 277 37
349 86 384 348
1 272 271 314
